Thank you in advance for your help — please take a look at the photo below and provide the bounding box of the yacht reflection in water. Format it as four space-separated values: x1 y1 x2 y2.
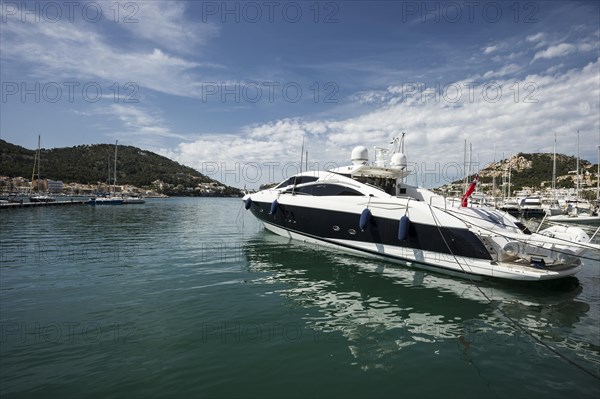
243 233 595 370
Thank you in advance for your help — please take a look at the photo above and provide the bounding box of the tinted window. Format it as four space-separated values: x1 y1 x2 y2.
311 184 363 196
276 176 319 188
353 176 397 196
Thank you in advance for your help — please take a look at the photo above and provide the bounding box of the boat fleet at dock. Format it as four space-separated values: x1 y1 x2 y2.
469 193 600 223
1 138 145 207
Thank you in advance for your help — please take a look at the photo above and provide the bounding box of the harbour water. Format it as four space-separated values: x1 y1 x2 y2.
1 198 599 398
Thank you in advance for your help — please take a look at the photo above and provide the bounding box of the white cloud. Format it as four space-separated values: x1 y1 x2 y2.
483 64 521 78
115 1 219 53
483 45 498 54
162 61 599 188
0 3 219 98
526 33 545 42
533 43 577 61
93 104 188 147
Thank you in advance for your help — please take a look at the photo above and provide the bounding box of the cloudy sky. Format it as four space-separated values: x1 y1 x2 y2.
1 1 599 188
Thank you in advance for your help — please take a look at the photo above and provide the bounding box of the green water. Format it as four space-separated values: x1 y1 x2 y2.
1 198 599 398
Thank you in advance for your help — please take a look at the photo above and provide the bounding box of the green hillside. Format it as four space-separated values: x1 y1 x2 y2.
0 140 242 196
443 152 599 200
478 153 591 189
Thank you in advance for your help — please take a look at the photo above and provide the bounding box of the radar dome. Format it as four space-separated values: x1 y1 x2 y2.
390 153 407 169
351 146 369 165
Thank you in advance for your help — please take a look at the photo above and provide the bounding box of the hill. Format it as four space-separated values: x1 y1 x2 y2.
0 140 242 197
443 152 598 199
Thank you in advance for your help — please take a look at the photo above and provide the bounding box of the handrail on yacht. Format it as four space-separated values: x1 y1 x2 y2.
535 213 548 233
429 195 447 211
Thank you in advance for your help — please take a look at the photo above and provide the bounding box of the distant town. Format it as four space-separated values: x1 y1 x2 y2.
0 176 233 198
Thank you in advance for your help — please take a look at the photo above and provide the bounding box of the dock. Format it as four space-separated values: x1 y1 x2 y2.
0 200 89 209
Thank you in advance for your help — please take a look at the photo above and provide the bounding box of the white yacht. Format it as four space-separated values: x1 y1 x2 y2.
243 137 598 281
519 196 546 218
499 198 520 216
547 207 600 225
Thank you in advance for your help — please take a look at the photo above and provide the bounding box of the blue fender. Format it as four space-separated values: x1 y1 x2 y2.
359 208 372 231
244 197 252 210
269 199 279 215
398 215 410 241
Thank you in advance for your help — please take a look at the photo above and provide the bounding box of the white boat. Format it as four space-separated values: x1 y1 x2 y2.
547 208 600 225
519 196 546 218
89 141 144 205
29 194 57 203
90 196 124 205
545 133 600 225
122 195 145 204
243 136 599 281
499 198 520 216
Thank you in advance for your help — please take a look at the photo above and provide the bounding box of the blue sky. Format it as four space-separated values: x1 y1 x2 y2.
1 0 599 188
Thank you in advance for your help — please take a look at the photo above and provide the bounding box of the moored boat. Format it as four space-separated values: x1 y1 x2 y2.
519 196 546 218
547 208 600 225
243 137 598 282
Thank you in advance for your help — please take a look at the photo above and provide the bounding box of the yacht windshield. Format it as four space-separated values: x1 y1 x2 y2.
275 176 319 188
352 176 397 196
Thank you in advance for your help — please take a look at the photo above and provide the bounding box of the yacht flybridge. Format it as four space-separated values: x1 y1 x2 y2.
243 137 599 281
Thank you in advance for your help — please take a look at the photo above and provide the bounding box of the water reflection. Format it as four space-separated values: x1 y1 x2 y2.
243 232 598 371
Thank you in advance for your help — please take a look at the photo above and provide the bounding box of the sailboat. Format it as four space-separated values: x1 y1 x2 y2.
29 135 56 203
544 134 564 216
89 140 145 205
90 141 124 205
547 131 600 225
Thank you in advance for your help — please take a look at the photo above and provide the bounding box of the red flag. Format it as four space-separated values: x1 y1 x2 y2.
461 174 479 207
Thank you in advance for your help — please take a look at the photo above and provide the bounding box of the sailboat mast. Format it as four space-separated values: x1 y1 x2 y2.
36 135 41 192
492 143 497 206
468 143 472 188
597 144 599 202
552 133 556 193
305 151 308 172
107 156 111 195
291 137 305 195
114 140 118 195
463 139 468 190
576 131 580 198
30 137 38 193
508 154 512 199
502 152 506 200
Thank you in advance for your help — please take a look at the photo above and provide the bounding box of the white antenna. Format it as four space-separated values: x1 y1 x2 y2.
400 132 405 153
